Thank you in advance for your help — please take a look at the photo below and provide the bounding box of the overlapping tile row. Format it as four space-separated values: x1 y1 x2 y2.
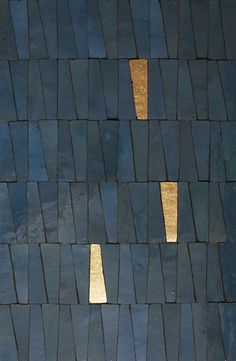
1 243 236 304
1 181 235 244
0 303 235 361
2 0 236 60
1 59 236 120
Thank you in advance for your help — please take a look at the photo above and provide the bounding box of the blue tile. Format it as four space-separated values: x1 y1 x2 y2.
10 61 28 120
129 183 148 243
88 0 106 58
88 306 105 361
0 0 17 59
148 183 166 242
219 244 236 301
118 61 136 119
70 121 87 182
160 60 178 119
88 183 107 243
118 245 135 303
189 60 208 120
179 304 195 361
41 245 60 303
11 305 30 361
71 305 90 360
57 0 77 58
42 305 59 361
179 121 198 181
68 0 88 58
9 183 27 243
0 245 16 303
89 60 107 120
0 184 16 244
102 305 119 361
148 60 167 120
100 121 118 181
11 245 28 304
177 61 196 120
147 304 167 361
29 121 48 181
207 244 225 301
10 0 28 59
29 245 47 303
131 245 149 303
10 122 28 182
118 121 135 181
38 0 57 58
58 305 76 361
160 244 177 302
0 61 17 120
163 304 180 361
58 182 76 243
118 0 136 58
150 0 167 58
209 0 226 59
177 244 195 302
220 304 236 361
71 184 88 243
0 306 18 361
39 120 57 181
147 245 165 303
161 0 179 57
39 60 57 119
207 304 226 361
131 122 148 182
39 183 58 243
88 121 106 181
189 243 207 302
100 183 117 243
70 60 88 119
208 61 227 120
27 183 46 243
117 306 136 361
118 184 136 243
99 0 118 58
192 121 209 180
58 120 75 181
190 0 208 58
131 0 149 57
190 183 208 242
28 0 48 58
178 183 196 242
101 61 118 119
73 245 90 303
131 305 148 361
179 0 196 58
60 245 77 303
101 245 119 303
58 60 77 119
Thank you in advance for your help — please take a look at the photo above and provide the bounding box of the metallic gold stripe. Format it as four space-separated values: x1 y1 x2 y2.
89 244 107 303
129 59 148 120
160 182 178 242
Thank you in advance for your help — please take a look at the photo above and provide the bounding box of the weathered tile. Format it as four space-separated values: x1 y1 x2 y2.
210 123 226 181
41 244 60 303
147 245 165 303
118 121 135 181
39 183 57 243
100 121 118 181
99 1 118 58
190 183 208 242
0 245 16 303
101 245 119 303
191 0 208 58
0 306 18 361
60 245 77 303
160 60 178 119
89 60 106 119
39 60 57 119
131 305 148 361
161 121 179 180
208 61 227 120
179 304 195 361
27 183 46 243
209 182 227 243
70 120 87 181
0 0 17 59
118 0 136 58
71 184 88 243
101 61 118 119
11 305 30 361
88 0 106 58
29 245 47 303
191 121 209 180
189 60 208 119
118 305 135 361
220 304 236 361
39 120 57 181
131 245 148 303
160 244 177 302
148 60 167 120
72 245 90 303
68 0 88 58
88 306 105 361
129 183 148 243
71 305 90 360
88 121 106 181
179 121 198 181
57 0 77 58
58 120 75 181
179 0 196 58
219 244 236 301
147 304 166 361
10 61 28 120
29 121 48 181
209 0 226 59
177 244 195 302
58 182 76 243
11 245 28 304
118 245 135 303
9 184 27 243
102 305 119 361
100 183 117 243
70 60 88 119
161 0 179 57
131 0 149 57
28 0 48 58
10 122 28 182
38 0 57 58
178 183 196 242
58 305 76 361
42 305 59 361
28 61 45 120
149 0 167 58
162 304 180 361
118 61 136 118
148 122 167 181
178 61 196 120
189 243 207 302
192 303 207 361
207 244 225 301
131 122 148 182
0 61 17 120
10 0 28 59
221 122 236 180
118 183 136 243
0 184 16 243
58 60 77 119
207 304 226 361
219 61 236 120
88 183 107 243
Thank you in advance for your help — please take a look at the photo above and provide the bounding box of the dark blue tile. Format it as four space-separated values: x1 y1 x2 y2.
0 306 18 361
131 305 148 361
147 245 165 303
147 305 167 361
161 121 179 180
101 60 118 119
117 306 135 361
58 305 76 361
220 304 236 361
70 60 88 119
58 60 77 119
0 184 16 244
129 183 147 243
189 243 207 302
131 245 148 303
179 121 198 181
219 244 236 301
102 305 119 361
118 121 135 181
221 122 236 180
178 183 196 242
208 61 227 120
29 245 47 303
0 0 17 59
11 244 28 303
11 305 30 361
88 306 105 361
148 60 167 120
89 60 107 120
0 61 17 120
192 121 209 180
148 122 166 181
160 244 177 302
162 304 180 361
179 304 195 361
57 0 77 58
148 183 166 242
209 183 227 243
29 121 48 181
150 0 167 58
177 244 195 302
10 61 28 120
179 0 196 58
28 61 45 120
221 1 236 59
209 0 226 59
220 183 236 243
68 0 88 58
118 60 136 118
88 0 106 58
42 304 59 361
0 122 16 181
189 60 208 119
102 245 119 303
27 183 46 243
88 121 106 181
39 183 57 243
207 244 225 302
10 122 28 182
100 183 117 243
118 184 136 243
130 0 149 57
29 0 48 58
190 0 208 58
192 304 207 361
39 120 57 181
39 60 57 119
131 122 148 182
73 245 90 303
100 121 118 182
71 184 88 244
70 121 87 182
118 245 135 303
38 0 57 58
190 183 208 242
58 120 75 182
161 0 179 58
160 60 178 119
210 122 226 181
219 61 236 120
207 304 226 361
88 183 107 243
58 182 76 243
177 61 196 120
118 0 136 58
60 245 77 303
99 0 118 58
10 0 29 59
0 245 16 303
41 245 60 303
71 305 90 360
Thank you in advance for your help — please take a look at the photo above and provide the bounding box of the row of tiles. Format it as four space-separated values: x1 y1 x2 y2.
2 120 236 182
0 181 235 244
0 303 235 361
1 243 236 304
0 60 236 121
2 0 236 60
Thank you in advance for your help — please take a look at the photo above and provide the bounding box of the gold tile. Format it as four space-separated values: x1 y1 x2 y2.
160 182 178 242
129 59 148 120
89 244 107 303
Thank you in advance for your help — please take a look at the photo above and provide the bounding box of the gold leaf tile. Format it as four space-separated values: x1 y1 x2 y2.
160 182 178 242
89 244 107 303
129 59 148 120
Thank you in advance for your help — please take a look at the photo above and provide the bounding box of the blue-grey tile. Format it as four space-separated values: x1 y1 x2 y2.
209 0 226 59
129 183 148 243
42 305 59 361
147 245 165 303
102 305 119 361
100 121 118 181
60 245 77 304
131 305 148 361
221 1 236 58
130 0 149 57
68 0 88 58
58 182 76 243
39 183 57 243
160 60 178 119
58 305 76 361
131 122 148 182
58 120 75 182
118 306 135 361
0 1 17 59
149 121 167 181
147 304 167 361
11 305 30 361
189 60 208 120
70 121 87 182
10 122 28 182
221 183 236 242
0 184 16 243
210 122 226 181
89 60 107 120
179 0 196 58
177 244 195 302
189 244 207 302
10 0 28 59
148 184 166 244
28 0 48 58
101 245 119 303
190 183 208 242
88 183 107 243
118 0 136 58
192 121 209 180
207 244 225 301
88 121 106 181
208 61 227 120
179 121 198 181
57 0 77 58
118 121 135 181
58 60 77 119
39 60 57 119
71 184 88 244
150 0 167 58
88 0 106 58
209 183 227 243
70 60 88 119
160 244 177 302
38 0 57 58
29 121 48 181
101 183 117 243
179 304 195 361
28 61 45 120
219 304 236 361
10 61 28 120
11 245 28 304
99 0 118 58
162 304 180 361
219 244 236 301
71 305 90 361
131 244 148 303
118 184 136 243
39 121 57 181
88 306 105 361
41 245 60 303
29 245 47 303
191 0 208 58
160 0 179 58
118 61 136 118
207 304 226 361
27 183 46 243
178 61 196 120
101 60 118 119
219 61 236 120
0 306 18 361
9 183 27 243
148 60 167 120
0 245 16 303
118 245 135 303
72 245 90 303
192 303 207 361
221 122 236 180
0 61 17 120
178 183 196 242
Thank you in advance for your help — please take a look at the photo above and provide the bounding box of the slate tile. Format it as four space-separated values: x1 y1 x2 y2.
131 305 148 361
87 121 106 181
88 0 106 58
209 0 226 59
58 60 77 119
11 245 28 304
58 120 75 182
219 303 236 361
209 182 227 243
29 245 47 303
210 122 226 181
0 0 17 59
58 182 76 243
11 305 30 361
162 304 180 361
29 121 48 181
190 183 208 242
178 183 196 242
179 121 198 181
130 0 149 57
0 184 16 243
71 305 90 361
101 60 118 119
189 244 207 302
129 183 148 243
72 245 90 303
101 245 119 303
192 303 207 361
118 0 136 58
148 60 167 120
99 0 118 58
0 245 16 303
68 0 88 58
38 0 57 58
101 306 119 361
100 121 118 181
147 245 165 303
88 183 107 243
118 60 136 119
117 305 135 361
189 60 208 120
70 121 87 182
60 245 78 304
88 306 105 361
28 0 48 58
207 244 225 302
191 121 209 180
190 0 208 58
41 245 60 303
208 61 227 120
131 122 148 182
118 121 135 181
27 183 46 243
10 61 28 120
219 244 236 301
39 60 57 119
221 183 236 242
131 245 149 303
160 60 178 120
207 304 226 361
10 0 29 59
57 0 77 58
160 0 179 58
28 61 46 120
58 305 76 361
179 304 195 361
221 1 236 59
10 122 28 182
0 306 18 361
160 244 177 302
179 0 196 58
42 305 59 361
39 120 57 181
9 183 27 243
89 60 107 120
118 245 136 303
221 122 236 181
118 183 136 243
148 122 166 181
149 0 167 58
219 61 236 120
100 183 117 243
177 244 195 302
0 61 17 120
71 184 88 244
39 183 57 243
178 61 196 120
70 60 88 119
147 304 166 361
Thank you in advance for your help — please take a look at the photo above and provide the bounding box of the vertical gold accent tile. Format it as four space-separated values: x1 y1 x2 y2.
160 182 178 242
129 59 148 120
89 244 107 303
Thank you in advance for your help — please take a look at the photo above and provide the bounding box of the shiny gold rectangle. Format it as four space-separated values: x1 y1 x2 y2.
160 182 178 242
89 244 107 303
129 59 148 120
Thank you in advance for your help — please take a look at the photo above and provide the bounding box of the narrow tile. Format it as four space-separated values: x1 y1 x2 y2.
0 183 17 244
100 183 117 243
190 182 208 242
160 60 178 119
100 121 118 182
147 245 165 303
0 0 17 59
58 305 76 361
117 121 135 181
99 0 118 58
70 121 87 182
118 60 136 119
150 0 167 58
88 306 106 361
70 60 88 119
60 245 78 304
209 183 227 243
129 183 148 243
210 122 226 181
160 182 178 243
148 60 167 120
208 61 227 120
58 60 77 119
38 0 57 58
28 60 45 120
0 61 17 120
131 121 148 181
192 304 207 361
10 61 28 120
29 121 48 181
118 184 136 243
28 0 48 58
220 183 236 242
118 245 136 304
39 183 57 243
88 60 107 120
160 0 179 57
11 245 28 304
207 304 226 361
71 305 90 361
42 305 59 361
191 121 209 180
89 244 107 303
11 305 30 361
161 121 179 180
148 122 166 181
58 182 76 243
160 244 177 302
131 244 149 303
71 184 88 244
219 244 236 301
117 306 136 361
178 61 196 120
179 304 195 361
88 0 106 58
58 120 75 181
0 245 17 303
190 0 208 58
118 0 136 58
0 306 18 361
57 0 77 58
87 121 106 182
129 60 148 120
207 244 225 302
131 305 148 361
219 61 236 120
147 304 167 361
10 0 28 59
177 244 195 302
219 303 236 361
29 245 47 303
10 122 28 182
102 306 119 360
101 61 118 119
39 59 58 119
221 122 236 180
29 305 46 360
148 183 166 243
178 0 196 58
130 0 149 57
162 304 180 361
101 245 119 303
209 0 226 59
179 120 198 181
88 183 107 243
189 244 207 302
41 244 60 303
68 0 88 58
189 60 208 120
73 245 90 303
178 182 196 242
27 183 46 243
39 120 57 181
